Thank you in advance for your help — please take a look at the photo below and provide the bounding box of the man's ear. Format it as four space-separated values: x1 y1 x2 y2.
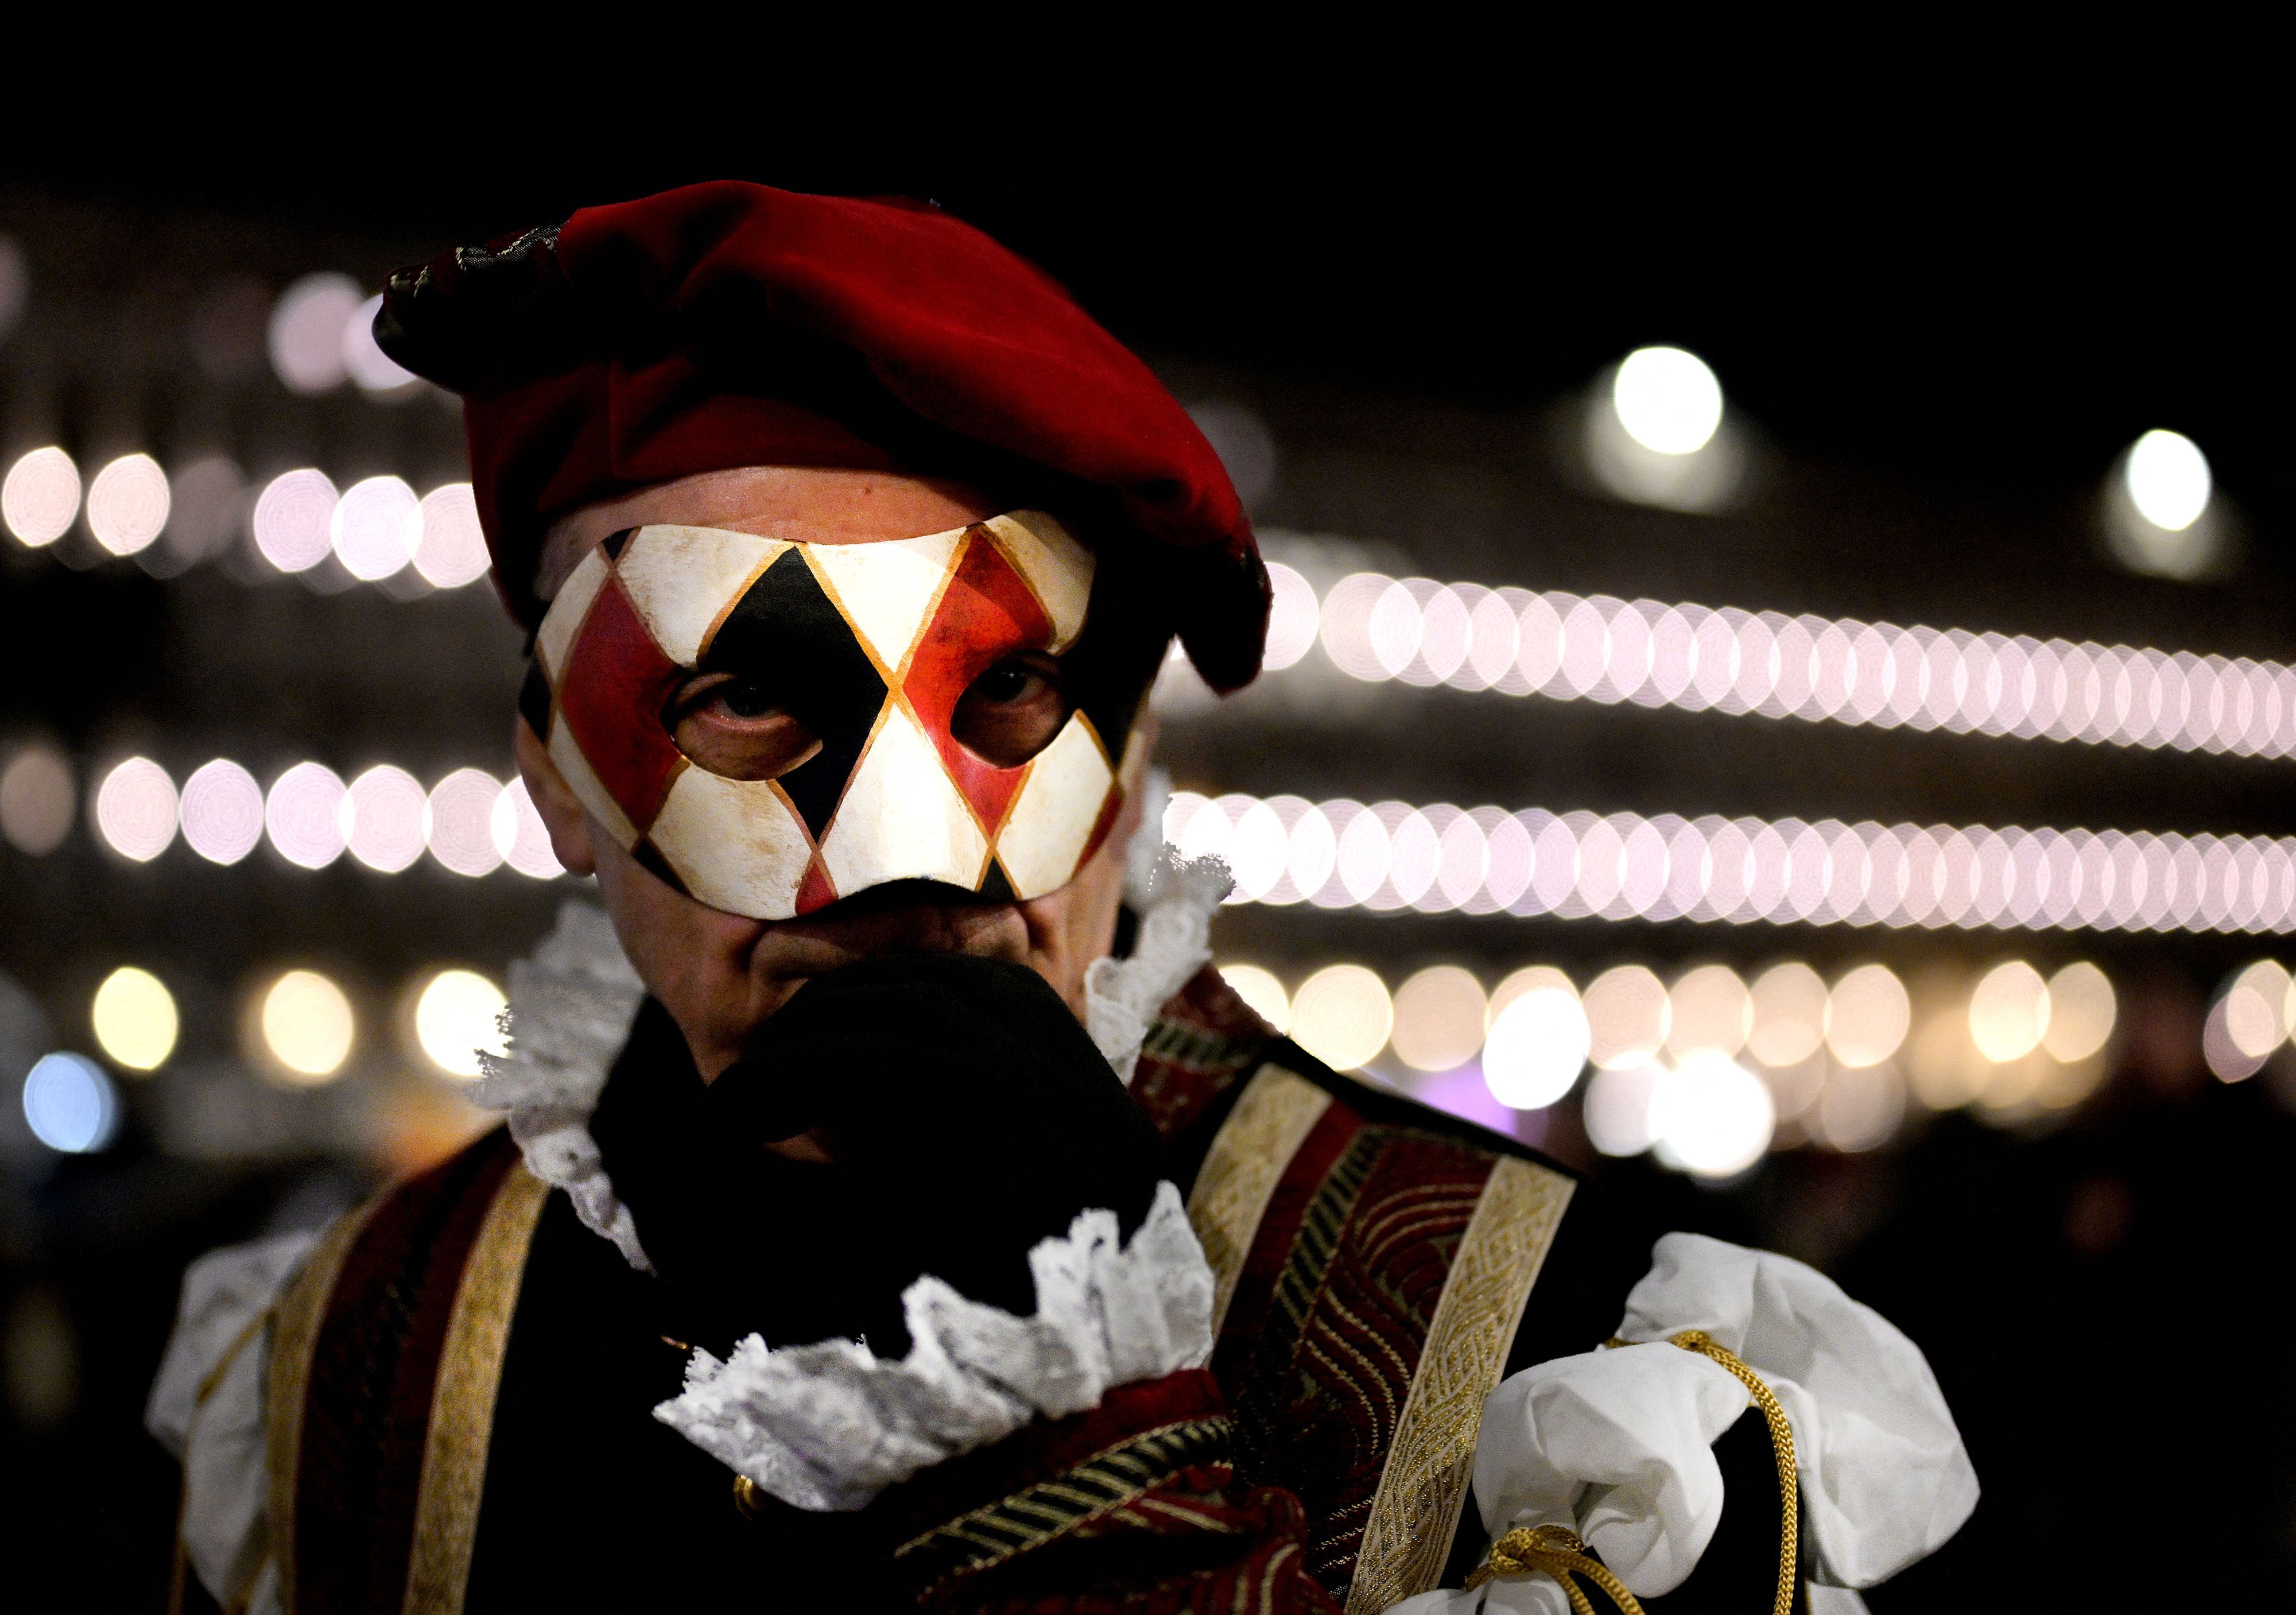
514 720 598 877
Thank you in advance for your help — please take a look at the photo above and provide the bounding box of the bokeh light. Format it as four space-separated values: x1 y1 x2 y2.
1216 963 1292 1032
1289 964 1393 1071
91 967 177 1072
164 455 248 568
1665 964 1751 1058
0 745 75 854
84 454 170 556
413 969 507 1078
1969 961 2051 1062
1825 964 1911 1067
1583 965 1670 1068
2124 429 2211 532
1261 561 1320 672
2221 959 2290 1060
341 293 418 396
1649 1051 1773 1177
1482 986 1589 1110
1813 1060 1907 1152
1488 966 1577 1028
252 469 340 572
265 762 347 869
2204 995 2264 1083
94 758 178 862
414 483 490 588
1583 1063 1662 1156
177 760 265 865
1746 963 1828 1066
1390 965 1488 1071
343 765 428 873
3 447 82 547
330 475 421 580
258 970 355 1082
490 779 565 879
1612 346 1724 455
269 273 362 394
2041 962 2116 1062
22 1053 119 1153
427 769 505 877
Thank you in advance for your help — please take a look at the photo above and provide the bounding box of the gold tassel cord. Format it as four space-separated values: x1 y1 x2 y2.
1465 1524 1646 1615
1469 1332 1799 1615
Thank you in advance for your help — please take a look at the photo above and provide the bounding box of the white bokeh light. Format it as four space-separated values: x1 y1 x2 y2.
94 758 178 862
342 765 429 873
266 762 348 869
3 447 81 547
1612 346 1724 456
330 475 422 580
1969 961 2050 1062
2124 429 2211 532
269 273 362 394
253 470 340 573
414 483 491 588
427 769 505 877
1481 987 1589 1110
1289 964 1393 1071
1649 1050 1774 1178
178 760 265 865
259 970 355 1082
1216 963 1292 1033
85 454 170 555
490 778 566 878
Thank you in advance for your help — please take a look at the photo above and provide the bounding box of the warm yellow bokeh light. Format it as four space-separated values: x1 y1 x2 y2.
92 966 178 1072
2041 962 2116 1063
1290 964 1394 1072
1490 966 1576 1029
413 969 509 1079
1217 963 1292 1034
1825 964 1910 1068
1584 965 1670 1070
1666 964 1751 1058
261 970 356 1082
1969 962 2050 1063
2222 960 2290 1060
1747 963 1828 1067
1391 965 1488 1072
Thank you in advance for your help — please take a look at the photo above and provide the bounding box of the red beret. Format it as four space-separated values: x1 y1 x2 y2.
376 181 1267 690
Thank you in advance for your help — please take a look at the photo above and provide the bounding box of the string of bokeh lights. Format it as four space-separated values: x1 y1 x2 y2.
1264 561 2296 760
9 439 2293 765
33 753 566 878
1167 791 2296 936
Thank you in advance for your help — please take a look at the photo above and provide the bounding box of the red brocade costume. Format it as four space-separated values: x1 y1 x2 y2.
206 967 1652 1615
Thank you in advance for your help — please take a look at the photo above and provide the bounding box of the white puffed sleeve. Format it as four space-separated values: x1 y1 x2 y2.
1387 1233 1975 1613
146 1230 317 1614
1615 1232 1977 1590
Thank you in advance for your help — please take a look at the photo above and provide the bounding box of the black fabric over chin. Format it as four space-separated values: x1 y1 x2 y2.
703 547 888 841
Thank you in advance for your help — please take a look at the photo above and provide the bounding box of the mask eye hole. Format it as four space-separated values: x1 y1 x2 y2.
666 673 824 780
952 652 1069 767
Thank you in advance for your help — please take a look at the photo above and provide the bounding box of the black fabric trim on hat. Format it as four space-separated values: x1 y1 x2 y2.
707 548 888 841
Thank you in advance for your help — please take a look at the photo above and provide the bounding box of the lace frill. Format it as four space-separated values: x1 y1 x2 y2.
472 900 653 1271
1087 843 1232 1082
653 1179 1215 1512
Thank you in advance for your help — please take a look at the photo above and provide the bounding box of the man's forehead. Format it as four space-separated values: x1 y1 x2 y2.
536 466 1005 605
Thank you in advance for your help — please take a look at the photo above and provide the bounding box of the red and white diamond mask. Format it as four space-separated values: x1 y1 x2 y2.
524 511 1151 920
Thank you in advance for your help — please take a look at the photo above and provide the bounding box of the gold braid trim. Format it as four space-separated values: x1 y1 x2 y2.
1468 1332 1800 1615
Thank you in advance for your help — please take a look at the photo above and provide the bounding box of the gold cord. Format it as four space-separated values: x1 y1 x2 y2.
1469 1333 1799 1615
1465 1524 1645 1615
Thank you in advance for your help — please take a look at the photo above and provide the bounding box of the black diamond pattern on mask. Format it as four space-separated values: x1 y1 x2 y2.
703 547 890 841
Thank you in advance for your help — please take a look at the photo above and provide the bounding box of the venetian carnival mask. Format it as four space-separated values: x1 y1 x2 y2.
520 510 1158 921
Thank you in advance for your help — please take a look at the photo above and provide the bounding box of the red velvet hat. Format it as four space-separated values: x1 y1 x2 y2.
376 181 1268 691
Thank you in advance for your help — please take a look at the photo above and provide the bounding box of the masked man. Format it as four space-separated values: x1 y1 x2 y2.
150 184 1976 1615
